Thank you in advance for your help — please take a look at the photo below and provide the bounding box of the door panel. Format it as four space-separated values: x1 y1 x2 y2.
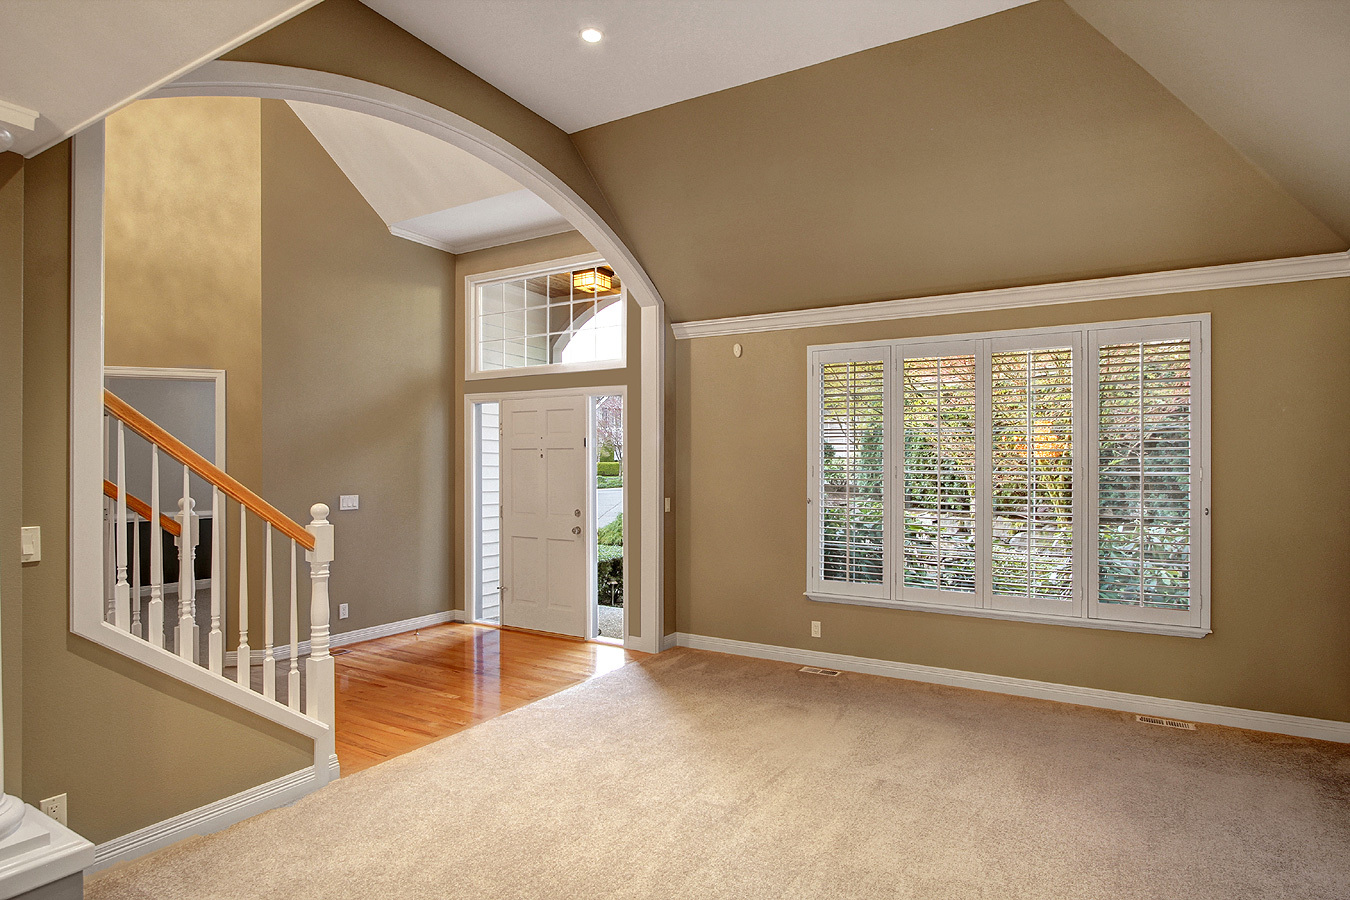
500 394 588 637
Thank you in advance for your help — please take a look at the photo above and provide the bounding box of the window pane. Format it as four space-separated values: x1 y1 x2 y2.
819 361 885 585
991 347 1074 601
903 354 976 593
1097 338 1192 609
475 263 625 373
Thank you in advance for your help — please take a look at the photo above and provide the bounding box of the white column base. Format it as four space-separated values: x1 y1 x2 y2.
0 804 93 900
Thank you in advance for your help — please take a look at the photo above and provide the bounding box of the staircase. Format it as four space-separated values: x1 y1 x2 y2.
91 389 337 779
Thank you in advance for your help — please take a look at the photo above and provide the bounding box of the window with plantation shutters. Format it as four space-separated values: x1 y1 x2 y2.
809 348 889 599
807 315 1208 636
1090 322 1204 629
901 348 979 606
988 338 1081 617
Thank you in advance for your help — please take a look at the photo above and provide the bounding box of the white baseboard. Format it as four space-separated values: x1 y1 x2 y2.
659 632 678 652
225 610 460 666
90 753 340 874
673 633 1350 744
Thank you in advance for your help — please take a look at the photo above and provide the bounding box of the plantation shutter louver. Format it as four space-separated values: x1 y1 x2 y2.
990 345 1076 606
902 349 978 603
812 349 889 598
1093 325 1199 624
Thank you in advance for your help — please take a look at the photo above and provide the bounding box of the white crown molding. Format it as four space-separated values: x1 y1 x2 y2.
89 754 340 874
388 224 456 253
389 221 575 256
673 633 1350 744
0 98 39 132
223 609 460 666
672 250 1350 339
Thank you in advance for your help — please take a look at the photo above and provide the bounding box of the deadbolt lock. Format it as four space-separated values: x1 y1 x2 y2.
574 509 581 517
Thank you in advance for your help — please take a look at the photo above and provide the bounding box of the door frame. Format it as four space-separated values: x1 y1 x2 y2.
465 386 630 647
104 365 228 604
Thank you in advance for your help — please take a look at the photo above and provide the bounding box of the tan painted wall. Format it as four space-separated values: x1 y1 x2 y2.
573 0 1346 323
451 232 649 637
0 152 25 795
260 100 456 636
675 278 1350 722
103 96 266 616
20 142 312 845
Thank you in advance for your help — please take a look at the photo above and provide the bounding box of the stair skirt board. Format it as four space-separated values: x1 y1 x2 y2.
671 633 1350 745
90 755 341 873
223 610 462 666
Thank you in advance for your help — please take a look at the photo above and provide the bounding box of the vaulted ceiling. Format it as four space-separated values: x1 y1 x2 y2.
1 0 1345 316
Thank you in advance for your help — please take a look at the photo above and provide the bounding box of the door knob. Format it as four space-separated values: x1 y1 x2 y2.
572 526 582 535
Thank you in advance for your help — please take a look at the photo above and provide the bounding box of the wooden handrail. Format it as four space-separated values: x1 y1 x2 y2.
104 390 317 551
103 480 181 537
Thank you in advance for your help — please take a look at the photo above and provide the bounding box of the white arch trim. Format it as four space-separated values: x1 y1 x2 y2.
152 62 664 312
144 61 665 653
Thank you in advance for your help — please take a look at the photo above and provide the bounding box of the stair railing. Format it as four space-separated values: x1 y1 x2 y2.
102 389 335 733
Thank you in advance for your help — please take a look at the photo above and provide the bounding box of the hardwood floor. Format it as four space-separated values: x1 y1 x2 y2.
333 622 642 775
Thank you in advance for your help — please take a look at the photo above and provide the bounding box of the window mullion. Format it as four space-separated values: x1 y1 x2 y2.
976 340 993 609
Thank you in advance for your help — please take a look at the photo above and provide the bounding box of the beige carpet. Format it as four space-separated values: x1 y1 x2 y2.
88 649 1350 899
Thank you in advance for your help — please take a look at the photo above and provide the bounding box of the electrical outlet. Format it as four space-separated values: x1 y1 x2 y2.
40 793 67 826
339 603 349 620
810 621 821 638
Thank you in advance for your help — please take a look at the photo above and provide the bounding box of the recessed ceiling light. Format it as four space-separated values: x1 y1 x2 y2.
580 27 603 43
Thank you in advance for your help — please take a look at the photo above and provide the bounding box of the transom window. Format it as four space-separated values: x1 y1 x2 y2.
469 255 625 377
807 316 1210 637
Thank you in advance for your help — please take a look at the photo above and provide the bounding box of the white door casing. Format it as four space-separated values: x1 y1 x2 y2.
500 395 589 637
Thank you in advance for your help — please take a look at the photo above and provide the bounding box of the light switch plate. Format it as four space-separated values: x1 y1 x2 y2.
339 495 359 511
20 526 40 563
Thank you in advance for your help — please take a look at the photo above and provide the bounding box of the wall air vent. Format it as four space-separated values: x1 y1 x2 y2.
1136 714 1196 731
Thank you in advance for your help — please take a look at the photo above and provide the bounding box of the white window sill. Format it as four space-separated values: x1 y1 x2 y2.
805 591 1211 638
466 358 625 381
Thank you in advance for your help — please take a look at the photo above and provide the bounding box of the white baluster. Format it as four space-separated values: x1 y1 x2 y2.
104 498 115 622
237 508 251 688
208 486 223 675
176 464 199 663
305 504 335 730
131 513 142 639
263 524 276 700
288 542 300 711
148 446 164 648
113 422 130 628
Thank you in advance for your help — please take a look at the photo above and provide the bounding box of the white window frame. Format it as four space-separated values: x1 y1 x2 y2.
465 252 627 380
806 345 893 602
806 314 1211 638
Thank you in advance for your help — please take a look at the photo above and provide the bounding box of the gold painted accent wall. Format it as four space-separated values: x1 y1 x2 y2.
103 96 267 621
260 99 456 636
674 279 1350 721
19 141 312 846
573 0 1347 323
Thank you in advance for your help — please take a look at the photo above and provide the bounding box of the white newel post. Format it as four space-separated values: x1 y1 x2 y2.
305 504 336 780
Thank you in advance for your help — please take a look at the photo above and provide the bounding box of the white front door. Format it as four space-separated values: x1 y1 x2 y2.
500 394 589 637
